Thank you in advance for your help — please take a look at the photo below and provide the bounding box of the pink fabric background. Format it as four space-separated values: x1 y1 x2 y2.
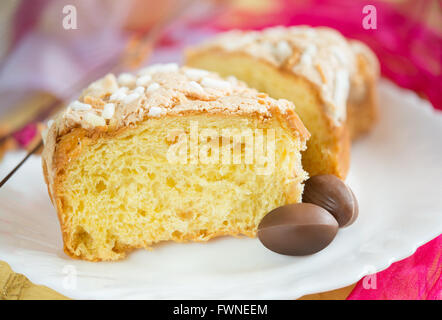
1 0 440 299
348 235 441 300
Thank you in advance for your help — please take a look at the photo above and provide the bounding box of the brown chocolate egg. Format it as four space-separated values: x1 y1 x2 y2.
257 203 339 256
303 174 359 227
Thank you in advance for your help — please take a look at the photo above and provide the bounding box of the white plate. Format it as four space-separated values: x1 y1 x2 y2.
1 80 441 299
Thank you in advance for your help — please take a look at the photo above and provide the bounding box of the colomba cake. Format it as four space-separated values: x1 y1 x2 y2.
186 26 379 178
41 64 310 261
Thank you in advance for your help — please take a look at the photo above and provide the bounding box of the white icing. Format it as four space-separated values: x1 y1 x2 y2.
69 101 91 111
201 77 231 90
331 46 347 65
110 87 128 101
275 40 292 62
226 76 238 85
147 82 160 92
299 44 317 66
117 73 136 87
134 86 145 95
189 80 204 92
184 68 209 79
102 103 115 119
148 106 166 117
136 75 152 87
123 93 140 104
84 113 105 127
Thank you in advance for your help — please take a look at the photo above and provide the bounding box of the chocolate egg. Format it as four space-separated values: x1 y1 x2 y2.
303 174 359 227
257 203 339 256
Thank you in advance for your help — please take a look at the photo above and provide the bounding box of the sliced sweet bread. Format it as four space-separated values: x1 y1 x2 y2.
42 64 310 261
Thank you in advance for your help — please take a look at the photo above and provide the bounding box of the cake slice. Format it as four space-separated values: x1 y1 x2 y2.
42 64 309 261
186 26 379 178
